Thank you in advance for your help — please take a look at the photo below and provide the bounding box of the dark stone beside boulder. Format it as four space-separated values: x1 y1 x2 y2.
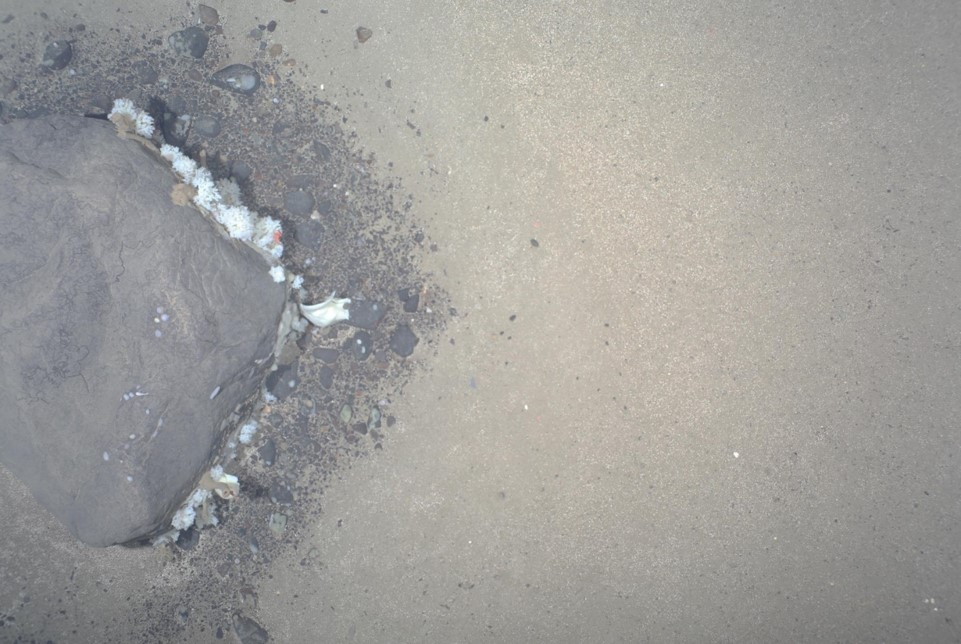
0 115 286 546
347 299 387 330
284 189 315 216
389 324 419 357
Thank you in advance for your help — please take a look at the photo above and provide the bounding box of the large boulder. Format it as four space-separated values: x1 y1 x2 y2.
0 115 286 546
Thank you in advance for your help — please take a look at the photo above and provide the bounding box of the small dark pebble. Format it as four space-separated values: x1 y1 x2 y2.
293 218 324 247
41 40 72 70
210 64 260 95
353 422 368 435
356 26 373 43
316 198 333 215
347 331 373 361
230 160 253 182
267 20 277 32
232 614 269 644
318 365 334 389
313 140 332 161
168 26 209 58
530 238 539 247
390 324 419 357
176 527 200 550
257 439 276 466
132 60 158 84
398 287 420 313
313 347 339 364
347 300 386 330
284 189 315 216
264 362 298 400
165 95 188 114
192 114 222 138
269 483 294 505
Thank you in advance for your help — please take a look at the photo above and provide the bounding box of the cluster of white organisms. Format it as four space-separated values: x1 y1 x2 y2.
110 98 355 542
109 99 285 277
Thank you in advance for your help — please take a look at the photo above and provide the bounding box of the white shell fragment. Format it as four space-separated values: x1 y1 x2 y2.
300 291 351 327
208 466 240 500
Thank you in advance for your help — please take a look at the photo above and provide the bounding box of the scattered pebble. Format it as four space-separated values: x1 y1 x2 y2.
367 406 382 429
389 324 419 357
197 4 219 26
192 114 222 138
268 513 287 536
41 40 72 70
132 60 158 84
232 614 269 644
318 365 334 389
230 160 253 182
283 189 314 216
269 484 293 505
313 347 339 364
257 439 276 466
356 26 373 43
398 287 420 312
346 300 386 329
168 26 209 59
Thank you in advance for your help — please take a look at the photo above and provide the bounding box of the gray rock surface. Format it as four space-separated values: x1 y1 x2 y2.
0 115 286 546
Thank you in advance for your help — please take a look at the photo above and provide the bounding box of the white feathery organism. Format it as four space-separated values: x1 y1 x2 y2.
291 274 304 290
109 98 137 120
216 178 243 206
172 156 198 183
134 111 155 138
269 265 286 283
254 215 283 257
171 505 196 531
115 98 288 263
216 205 255 241
191 167 221 212
160 144 197 183
159 143 181 165
171 487 210 530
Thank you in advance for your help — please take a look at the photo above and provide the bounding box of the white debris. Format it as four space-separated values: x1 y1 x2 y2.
300 291 351 327
216 205 256 241
134 111 155 138
239 421 258 445
171 488 210 530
